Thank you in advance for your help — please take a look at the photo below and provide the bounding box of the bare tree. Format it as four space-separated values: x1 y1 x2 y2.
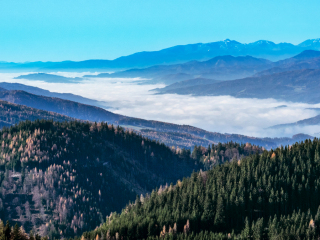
32 186 41 208
40 205 46 221
24 201 31 221
16 206 23 217
31 215 37 226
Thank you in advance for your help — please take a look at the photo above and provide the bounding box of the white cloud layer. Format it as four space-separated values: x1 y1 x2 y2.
1 72 320 138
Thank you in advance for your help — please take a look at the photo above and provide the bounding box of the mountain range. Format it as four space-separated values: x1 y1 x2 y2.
1 38 320 72
154 50 320 104
85 55 272 82
155 69 320 103
83 49 320 86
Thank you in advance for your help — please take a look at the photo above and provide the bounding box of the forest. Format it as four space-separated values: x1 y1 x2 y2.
0 119 259 239
81 138 320 240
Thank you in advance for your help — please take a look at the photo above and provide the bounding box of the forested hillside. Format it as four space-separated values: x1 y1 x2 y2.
0 100 74 128
191 142 263 170
0 120 198 238
0 118 265 239
83 138 320 240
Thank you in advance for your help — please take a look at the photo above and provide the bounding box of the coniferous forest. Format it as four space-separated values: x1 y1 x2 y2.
81 138 320 240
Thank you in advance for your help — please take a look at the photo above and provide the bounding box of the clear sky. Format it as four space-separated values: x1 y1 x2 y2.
0 0 319 62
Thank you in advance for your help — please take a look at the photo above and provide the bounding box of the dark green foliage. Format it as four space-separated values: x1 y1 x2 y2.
83 138 320 240
0 120 199 238
0 220 36 240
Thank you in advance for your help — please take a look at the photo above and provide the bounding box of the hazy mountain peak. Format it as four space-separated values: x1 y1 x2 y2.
221 39 241 45
298 38 320 48
251 40 276 45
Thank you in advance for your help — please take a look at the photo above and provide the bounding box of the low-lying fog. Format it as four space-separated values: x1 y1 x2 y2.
1 72 320 138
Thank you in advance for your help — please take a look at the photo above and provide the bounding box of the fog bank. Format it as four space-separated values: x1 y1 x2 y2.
1 72 320 138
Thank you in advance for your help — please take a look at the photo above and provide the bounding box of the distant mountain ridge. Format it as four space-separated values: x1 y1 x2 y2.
0 82 106 107
269 112 320 129
255 50 320 76
14 73 82 83
155 68 320 103
154 51 320 103
0 100 74 128
1 38 320 71
85 55 273 82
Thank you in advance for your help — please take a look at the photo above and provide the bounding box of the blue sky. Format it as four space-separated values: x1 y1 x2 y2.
0 0 319 62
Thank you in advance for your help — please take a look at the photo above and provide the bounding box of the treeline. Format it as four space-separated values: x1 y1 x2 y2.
82 138 320 240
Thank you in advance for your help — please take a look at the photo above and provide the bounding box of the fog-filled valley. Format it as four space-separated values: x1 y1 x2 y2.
2 71 320 139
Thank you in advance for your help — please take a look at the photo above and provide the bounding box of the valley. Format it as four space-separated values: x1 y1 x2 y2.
2 1 320 239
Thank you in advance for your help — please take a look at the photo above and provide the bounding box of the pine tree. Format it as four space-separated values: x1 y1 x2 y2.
3 221 10 240
214 196 225 231
242 217 251 239
12 224 22 240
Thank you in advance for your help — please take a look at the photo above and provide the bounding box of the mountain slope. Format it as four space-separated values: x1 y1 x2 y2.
255 50 320 76
0 90 121 123
84 138 320 240
0 82 104 107
0 120 199 238
0 100 74 128
155 69 320 103
85 55 272 82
